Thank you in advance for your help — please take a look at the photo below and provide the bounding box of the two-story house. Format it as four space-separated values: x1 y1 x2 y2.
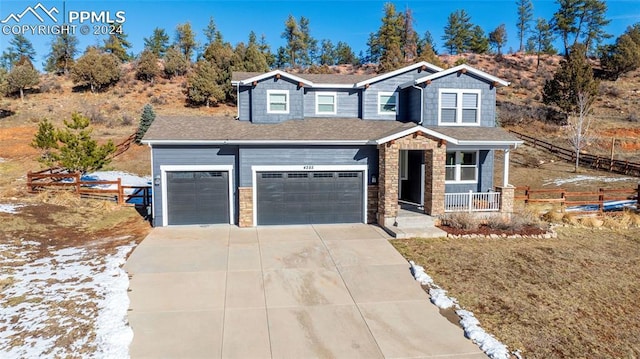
142 61 522 229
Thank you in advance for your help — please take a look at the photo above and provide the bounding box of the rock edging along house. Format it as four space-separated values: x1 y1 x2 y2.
142 61 523 227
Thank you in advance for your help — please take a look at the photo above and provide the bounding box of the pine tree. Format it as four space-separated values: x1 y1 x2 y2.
144 28 170 57
528 18 556 69
187 60 224 107
442 10 473 54
6 57 39 101
135 104 156 144
55 113 116 173
281 15 304 67
335 41 358 65
543 43 599 115
175 22 198 61
203 17 223 47
275 47 288 69
0 68 8 96
10 34 36 61
366 32 382 64
103 24 132 62
401 8 418 61
45 33 79 75
469 26 489 54
516 0 534 52
319 39 336 65
31 118 58 166
163 46 189 78
258 34 275 68
599 24 640 79
136 50 160 82
243 32 269 72
298 17 317 66
489 24 508 55
71 47 120 92
552 0 610 56
378 3 405 71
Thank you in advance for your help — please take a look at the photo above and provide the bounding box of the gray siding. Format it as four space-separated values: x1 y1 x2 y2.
422 72 497 127
238 86 251 121
151 145 238 226
239 146 378 187
445 150 494 193
362 67 435 121
250 78 304 123
303 88 360 118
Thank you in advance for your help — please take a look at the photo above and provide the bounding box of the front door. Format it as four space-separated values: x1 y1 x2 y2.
399 150 424 206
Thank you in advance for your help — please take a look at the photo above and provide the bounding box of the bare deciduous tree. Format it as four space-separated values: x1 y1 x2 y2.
567 92 593 173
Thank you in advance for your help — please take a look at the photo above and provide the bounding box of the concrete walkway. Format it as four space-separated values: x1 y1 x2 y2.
124 224 486 359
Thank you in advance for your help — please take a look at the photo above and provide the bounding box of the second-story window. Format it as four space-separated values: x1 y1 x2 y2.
439 89 481 125
378 92 398 115
267 90 289 114
316 92 337 115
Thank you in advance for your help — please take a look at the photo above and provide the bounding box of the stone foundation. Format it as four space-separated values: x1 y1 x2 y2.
367 185 378 224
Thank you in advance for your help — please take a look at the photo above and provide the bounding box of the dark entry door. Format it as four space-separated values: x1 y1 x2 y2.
256 171 363 225
166 171 229 225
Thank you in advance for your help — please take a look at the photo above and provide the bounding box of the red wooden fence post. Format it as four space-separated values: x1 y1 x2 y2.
117 178 124 205
74 172 81 195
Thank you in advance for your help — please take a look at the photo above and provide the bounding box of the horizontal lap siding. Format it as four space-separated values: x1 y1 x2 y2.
151 145 238 226
303 88 360 118
238 86 251 121
445 150 494 193
422 73 497 127
250 78 304 123
239 146 378 187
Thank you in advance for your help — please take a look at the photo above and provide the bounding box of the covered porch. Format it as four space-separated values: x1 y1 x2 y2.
374 126 522 228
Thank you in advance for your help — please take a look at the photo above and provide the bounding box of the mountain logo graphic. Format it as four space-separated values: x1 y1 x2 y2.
1 3 59 24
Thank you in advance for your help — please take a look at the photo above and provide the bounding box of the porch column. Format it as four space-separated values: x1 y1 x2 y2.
423 147 446 216
502 148 511 187
497 186 515 213
377 144 399 226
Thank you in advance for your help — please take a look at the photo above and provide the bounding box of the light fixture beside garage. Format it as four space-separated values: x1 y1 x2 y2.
154 175 160 186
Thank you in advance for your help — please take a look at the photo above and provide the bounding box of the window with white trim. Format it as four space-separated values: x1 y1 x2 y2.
316 92 337 115
267 90 289 114
378 92 398 115
439 89 481 125
445 151 478 183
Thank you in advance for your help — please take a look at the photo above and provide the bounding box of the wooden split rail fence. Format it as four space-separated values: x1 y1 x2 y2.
27 168 151 207
509 130 640 177
514 185 639 213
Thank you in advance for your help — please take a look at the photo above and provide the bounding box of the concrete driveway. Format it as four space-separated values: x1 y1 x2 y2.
124 224 485 359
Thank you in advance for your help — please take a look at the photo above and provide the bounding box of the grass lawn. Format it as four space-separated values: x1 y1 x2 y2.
391 226 640 358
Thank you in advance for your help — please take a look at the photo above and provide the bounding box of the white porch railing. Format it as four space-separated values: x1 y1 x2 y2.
444 191 501 212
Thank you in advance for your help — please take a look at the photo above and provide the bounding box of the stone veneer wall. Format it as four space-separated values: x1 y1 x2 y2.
367 185 379 224
497 186 515 214
377 133 446 226
238 187 253 227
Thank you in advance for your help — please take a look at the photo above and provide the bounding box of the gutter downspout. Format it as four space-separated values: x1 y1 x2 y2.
412 84 424 125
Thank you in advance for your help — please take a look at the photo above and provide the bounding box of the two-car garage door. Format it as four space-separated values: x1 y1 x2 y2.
256 171 364 225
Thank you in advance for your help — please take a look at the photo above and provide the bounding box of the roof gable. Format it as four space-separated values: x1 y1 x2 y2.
354 61 443 88
409 64 509 88
233 70 313 87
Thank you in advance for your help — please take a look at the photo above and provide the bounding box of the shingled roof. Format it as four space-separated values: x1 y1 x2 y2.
231 72 376 86
142 116 521 147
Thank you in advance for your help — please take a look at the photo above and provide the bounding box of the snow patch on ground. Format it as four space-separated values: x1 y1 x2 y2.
0 204 24 214
83 171 151 193
0 239 135 358
544 175 634 186
410 261 511 359
0 157 5 163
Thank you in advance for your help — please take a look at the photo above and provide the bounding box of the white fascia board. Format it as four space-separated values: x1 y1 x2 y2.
239 70 313 86
311 83 356 89
415 64 510 87
355 61 443 88
142 139 371 146
375 125 459 145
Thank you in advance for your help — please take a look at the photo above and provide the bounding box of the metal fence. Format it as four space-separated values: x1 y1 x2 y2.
445 191 501 212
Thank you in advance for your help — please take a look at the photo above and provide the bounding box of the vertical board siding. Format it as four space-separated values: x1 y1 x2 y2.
250 78 304 123
151 145 238 226
239 146 378 187
303 88 360 118
422 73 497 127
445 150 494 193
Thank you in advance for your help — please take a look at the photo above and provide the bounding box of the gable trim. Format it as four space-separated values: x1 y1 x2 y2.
412 64 510 87
354 61 443 88
235 70 313 87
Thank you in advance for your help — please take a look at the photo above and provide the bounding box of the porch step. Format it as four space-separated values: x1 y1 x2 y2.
384 225 448 239
383 208 447 239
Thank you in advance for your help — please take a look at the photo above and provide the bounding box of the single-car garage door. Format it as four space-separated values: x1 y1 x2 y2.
256 171 364 225
166 171 229 225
